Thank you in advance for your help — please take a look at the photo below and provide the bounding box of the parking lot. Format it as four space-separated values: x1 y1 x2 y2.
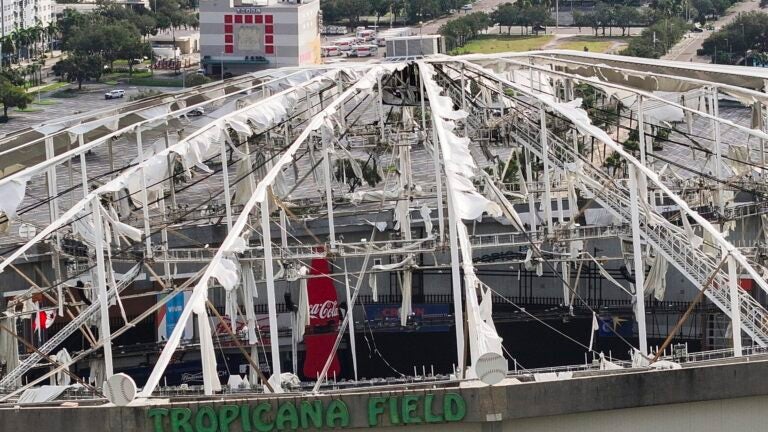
0 85 180 137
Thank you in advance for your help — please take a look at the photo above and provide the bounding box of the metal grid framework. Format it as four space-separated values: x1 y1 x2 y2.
0 52 767 399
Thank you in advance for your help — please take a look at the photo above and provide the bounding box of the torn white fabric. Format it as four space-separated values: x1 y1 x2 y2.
0 174 30 229
0 317 19 386
399 270 413 326
211 258 240 291
137 64 408 398
194 296 221 395
89 357 105 387
587 254 632 296
296 266 310 342
362 219 387 232
242 263 258 344
372 255 416 273
349 189 401 205
761 214 768 242
419 62 502 221
234 156 256 206
644 252 668 301
588 312 599 351
52 348 72 386
68 116 119 139
368 272 378 302
681 210 703 249
599 352 622 370
101 205 142 243
728 145 751 176
393 200 409 231
420 205 433 236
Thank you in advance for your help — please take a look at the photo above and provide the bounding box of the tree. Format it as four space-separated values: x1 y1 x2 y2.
621 17 689 58
614 5 640 36
594 2 615 36
0 78 32 120
521 6 552 35
701 12 768 63
53 53 104 89
492 3 520 35
370 0 392 27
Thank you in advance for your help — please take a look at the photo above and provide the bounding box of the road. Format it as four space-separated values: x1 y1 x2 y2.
662 0 764 62
0 85 180 137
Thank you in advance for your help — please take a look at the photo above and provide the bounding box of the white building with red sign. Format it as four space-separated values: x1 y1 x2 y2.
199 0 321 76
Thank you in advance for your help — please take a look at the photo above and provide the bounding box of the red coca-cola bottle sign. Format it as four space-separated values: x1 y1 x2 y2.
303 257 342 379
306 258 340 327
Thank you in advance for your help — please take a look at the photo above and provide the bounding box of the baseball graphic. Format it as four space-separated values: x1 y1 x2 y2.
104 373 137 406
475 352 507 386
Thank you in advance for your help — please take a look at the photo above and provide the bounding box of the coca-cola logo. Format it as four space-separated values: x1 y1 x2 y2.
309 300 339 320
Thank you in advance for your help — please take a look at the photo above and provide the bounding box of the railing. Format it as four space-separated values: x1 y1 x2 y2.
0 263 141 387
503 110 768 347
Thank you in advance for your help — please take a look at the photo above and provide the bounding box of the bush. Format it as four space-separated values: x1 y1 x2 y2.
185 73 211 87
130 89 163 101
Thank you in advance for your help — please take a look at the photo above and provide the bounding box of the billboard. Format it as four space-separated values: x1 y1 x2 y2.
157 291 194 342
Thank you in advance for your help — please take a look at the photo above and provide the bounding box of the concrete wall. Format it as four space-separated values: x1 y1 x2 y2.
4 356 768 431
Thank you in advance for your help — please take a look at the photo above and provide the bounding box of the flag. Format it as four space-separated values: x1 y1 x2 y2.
32 303 55 333
588 312 599 351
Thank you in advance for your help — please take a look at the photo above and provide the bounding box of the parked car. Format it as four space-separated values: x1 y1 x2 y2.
105 89 125 100
461 4 473 10
223 72 233 79
195 68 206 75
533 24 546 32
188 107 205 116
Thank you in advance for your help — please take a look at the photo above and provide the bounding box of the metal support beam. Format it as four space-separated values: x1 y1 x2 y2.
321 134 337 249
446 191 466 376
421 70 445 242
260 200 283 392
91 197 114 378
628 166 648 355
539 105 554 231
343 257 358 381
220 139 233 232
726 250 743 357
710 87 724 215
136 128 153 257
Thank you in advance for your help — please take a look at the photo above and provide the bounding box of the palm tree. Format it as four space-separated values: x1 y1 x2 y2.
29 22 43 59
45 22 57 54
0 36 14 68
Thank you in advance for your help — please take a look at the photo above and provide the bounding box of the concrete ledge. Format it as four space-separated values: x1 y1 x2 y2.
2 357 768 431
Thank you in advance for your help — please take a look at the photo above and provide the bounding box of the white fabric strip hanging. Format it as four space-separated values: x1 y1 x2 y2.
138 64 405 397
419 61 504 373
644 252 669 301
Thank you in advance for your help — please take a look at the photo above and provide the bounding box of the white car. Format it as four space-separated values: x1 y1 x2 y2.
105 89 125 100
461 4 473 10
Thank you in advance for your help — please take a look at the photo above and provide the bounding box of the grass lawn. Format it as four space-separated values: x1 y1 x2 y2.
32 99 58 106
452 35 554 54
555 36 629 53
31 81 69 94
